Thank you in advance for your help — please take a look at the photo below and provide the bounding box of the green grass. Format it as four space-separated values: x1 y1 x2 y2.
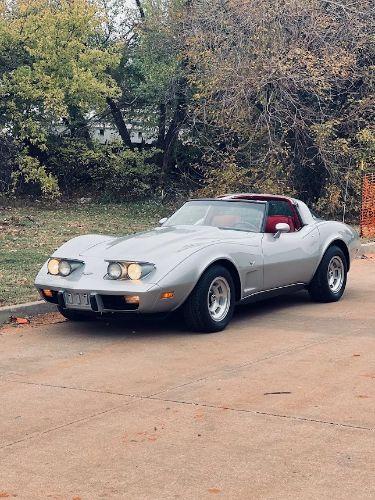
0 200 169 306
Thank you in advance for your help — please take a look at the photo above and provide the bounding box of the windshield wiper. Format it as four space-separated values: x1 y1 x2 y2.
216 226 255 233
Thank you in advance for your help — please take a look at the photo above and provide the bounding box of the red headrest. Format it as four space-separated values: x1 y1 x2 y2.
265 215 294 233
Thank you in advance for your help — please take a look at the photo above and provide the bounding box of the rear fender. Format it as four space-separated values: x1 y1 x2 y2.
314 222 359 274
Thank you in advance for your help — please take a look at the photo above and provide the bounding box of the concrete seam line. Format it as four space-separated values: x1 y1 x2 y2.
8 380 374 433
7 336 341 403
8 331 360 405
0 400 138 450
7 379 139 398
148 333 354 398
146 397 375 432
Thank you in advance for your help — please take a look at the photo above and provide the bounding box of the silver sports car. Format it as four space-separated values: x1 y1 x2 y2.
35 193 360 332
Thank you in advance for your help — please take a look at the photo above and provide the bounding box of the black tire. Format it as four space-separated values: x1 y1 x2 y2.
58 306 96 322
308 245 348 303
183 265 235 333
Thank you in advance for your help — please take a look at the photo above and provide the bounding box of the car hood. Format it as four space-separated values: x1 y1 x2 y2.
79 225 257 263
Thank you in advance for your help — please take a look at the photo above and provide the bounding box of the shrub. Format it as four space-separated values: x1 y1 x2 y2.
0 134 60 198
87 146 159 200
196 153 296 199
0 134 19 194
45 138 159 200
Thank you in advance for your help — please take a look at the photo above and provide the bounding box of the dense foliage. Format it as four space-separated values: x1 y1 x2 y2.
186 0 375 218
0 0 373 218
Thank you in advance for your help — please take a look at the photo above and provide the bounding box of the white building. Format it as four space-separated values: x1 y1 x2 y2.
90 122 156 145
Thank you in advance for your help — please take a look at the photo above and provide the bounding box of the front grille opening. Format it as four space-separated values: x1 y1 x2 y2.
100 295 139 311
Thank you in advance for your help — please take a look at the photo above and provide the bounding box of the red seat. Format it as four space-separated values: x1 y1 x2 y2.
211 214 241 227
265 215 295 233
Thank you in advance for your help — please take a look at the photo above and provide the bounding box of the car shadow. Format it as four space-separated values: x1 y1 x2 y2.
57 291 312 339
235 290 312 321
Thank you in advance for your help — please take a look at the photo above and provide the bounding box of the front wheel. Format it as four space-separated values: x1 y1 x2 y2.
183 265 235 333
58 306 96 322
308 245 348 302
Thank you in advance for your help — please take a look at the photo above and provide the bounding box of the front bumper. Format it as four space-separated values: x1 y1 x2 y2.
35 254 195 314
35 280 179 314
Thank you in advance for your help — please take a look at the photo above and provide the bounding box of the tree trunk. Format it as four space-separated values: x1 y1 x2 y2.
159 80 187 193
157 102 166 148
106 97 134 149
135 0 145 19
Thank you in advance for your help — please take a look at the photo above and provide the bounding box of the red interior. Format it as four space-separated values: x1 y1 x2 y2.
264 215 295 233
211 214 241 227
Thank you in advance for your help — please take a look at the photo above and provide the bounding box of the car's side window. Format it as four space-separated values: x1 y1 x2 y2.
268 201 294 218
265 201 302 233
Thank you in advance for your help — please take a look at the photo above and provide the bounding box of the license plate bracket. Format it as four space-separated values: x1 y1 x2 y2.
64 291 91 309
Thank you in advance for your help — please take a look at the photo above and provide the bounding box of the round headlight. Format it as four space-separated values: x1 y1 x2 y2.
107 262 125 280
58 260 72 277
127 263 142 280
47 258 60 275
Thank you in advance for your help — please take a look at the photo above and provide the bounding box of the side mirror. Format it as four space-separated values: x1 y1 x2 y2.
274 222 290 239
159 217 168 225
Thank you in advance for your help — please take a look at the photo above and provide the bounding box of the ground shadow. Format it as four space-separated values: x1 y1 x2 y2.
56 290 314 339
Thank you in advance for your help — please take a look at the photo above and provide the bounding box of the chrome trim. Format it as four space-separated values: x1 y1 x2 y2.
52 258 84 264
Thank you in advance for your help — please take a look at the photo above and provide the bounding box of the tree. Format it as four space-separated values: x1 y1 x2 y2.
185 0 374 216
103 0 191 195
0 0 120 195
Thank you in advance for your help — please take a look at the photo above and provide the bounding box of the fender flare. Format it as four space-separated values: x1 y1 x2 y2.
315 236 351 275
157 249 243 309
197 257 242 302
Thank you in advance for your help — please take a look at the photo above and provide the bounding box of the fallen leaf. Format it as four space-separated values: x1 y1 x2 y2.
194 412 205 420
208 487 221 494
10 317 30 325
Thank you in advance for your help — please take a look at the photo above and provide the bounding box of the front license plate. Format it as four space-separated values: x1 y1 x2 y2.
65 292 90 309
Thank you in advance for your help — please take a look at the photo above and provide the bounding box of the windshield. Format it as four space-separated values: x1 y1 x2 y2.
164 200 266 233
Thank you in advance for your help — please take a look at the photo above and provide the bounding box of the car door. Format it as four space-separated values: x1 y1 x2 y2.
261 223 320 290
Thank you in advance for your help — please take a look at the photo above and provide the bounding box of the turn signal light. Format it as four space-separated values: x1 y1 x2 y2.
43 289 54 298
124 295 140 304
161 292 174 299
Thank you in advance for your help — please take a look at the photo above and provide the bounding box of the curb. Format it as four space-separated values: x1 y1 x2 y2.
0 301 57 326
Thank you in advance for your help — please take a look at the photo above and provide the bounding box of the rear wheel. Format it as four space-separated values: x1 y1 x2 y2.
183 265 235 333
308 245 347 302
58 306 96 322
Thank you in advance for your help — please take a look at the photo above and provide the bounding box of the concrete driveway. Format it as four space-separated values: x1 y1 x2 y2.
0 259 374 499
